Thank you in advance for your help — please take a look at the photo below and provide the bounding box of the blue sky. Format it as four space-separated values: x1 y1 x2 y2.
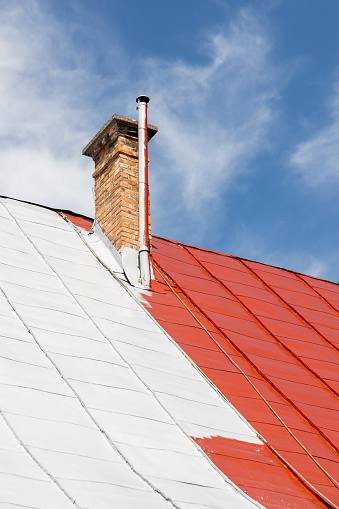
1 0 339 281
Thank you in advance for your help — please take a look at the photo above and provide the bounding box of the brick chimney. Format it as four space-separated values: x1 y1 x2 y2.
82 114 157 252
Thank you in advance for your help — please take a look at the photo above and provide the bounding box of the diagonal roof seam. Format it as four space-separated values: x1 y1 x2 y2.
0 287 83 509
152 260 339 509
59 213 267 509
10 197 338 508
238 259 339 383
296 273 339 318
151 257 339 500
155 234 339 291
1 201 181 509
179 244 339 460
183 246 339 409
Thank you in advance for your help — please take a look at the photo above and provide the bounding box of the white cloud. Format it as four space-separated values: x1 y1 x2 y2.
139 8 283 237
0 2 282 231
301 256 328 278
0 1 107 215
229 222 271 263
290 79 339 188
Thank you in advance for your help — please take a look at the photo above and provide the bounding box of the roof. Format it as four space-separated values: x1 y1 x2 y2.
2 197 339 509
144 236 339 509
0 197 265 509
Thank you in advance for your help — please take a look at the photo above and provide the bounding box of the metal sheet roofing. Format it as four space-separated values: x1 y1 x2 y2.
142 236 339 509
0 198 266 509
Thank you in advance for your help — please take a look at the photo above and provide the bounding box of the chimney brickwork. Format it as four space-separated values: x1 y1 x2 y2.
83 114 157 252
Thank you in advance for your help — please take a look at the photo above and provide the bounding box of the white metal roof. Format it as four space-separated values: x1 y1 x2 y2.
0 197 263 509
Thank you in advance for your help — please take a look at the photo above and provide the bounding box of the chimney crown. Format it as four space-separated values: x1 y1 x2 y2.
83 114 157 159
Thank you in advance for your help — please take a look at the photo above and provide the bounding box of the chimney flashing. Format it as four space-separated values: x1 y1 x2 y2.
82 113 158 159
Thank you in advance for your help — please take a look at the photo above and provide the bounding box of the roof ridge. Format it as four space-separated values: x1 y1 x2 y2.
153 235 339 288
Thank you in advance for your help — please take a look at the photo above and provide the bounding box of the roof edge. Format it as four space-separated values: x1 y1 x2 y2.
0 195 94 223
152 234 339 287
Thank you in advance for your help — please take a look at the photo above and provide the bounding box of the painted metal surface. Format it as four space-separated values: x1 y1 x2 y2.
59 211 93 231
143 236 339 509
0 198 265 509
136 95 151 289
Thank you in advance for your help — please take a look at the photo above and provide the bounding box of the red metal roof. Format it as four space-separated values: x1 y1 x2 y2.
58 211 93 231
62 212 339 508
143 236 339 509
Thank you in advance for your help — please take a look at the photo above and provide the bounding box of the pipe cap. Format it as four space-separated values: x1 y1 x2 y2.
136 95 150 104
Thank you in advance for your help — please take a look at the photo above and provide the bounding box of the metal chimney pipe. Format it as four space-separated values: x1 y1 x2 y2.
136 95 151 289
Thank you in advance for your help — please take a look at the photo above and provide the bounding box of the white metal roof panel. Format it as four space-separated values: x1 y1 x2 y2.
0 417 76 509
0 197 263 509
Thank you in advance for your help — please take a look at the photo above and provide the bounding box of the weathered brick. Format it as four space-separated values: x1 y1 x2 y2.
83 115 157 252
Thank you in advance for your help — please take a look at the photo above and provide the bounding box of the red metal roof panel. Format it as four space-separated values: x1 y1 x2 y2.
143 236 339 509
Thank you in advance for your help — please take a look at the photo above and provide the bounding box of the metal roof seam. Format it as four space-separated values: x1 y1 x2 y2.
2 205 337 291
152 260 339 501
60 216 267 509
264 441 338 509
185 246 339 398
2 202 339 509
173 237 339 289
296 274 339 318
239 259 339 357
181 247 339 454
152 268 338 509
1 323 181 508
1 204 181 509
154 272 339 509
154 260 266 436
0 287 83 509
165 249 339 462
0 413 81 506
58 216 339 506
61 215 254 422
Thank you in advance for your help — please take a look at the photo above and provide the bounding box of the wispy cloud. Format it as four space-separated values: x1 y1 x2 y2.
140 8 284 239
267 252 328 279
228 220 329 279
0 1 109 215
290 78 339 189
0 1 283 234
